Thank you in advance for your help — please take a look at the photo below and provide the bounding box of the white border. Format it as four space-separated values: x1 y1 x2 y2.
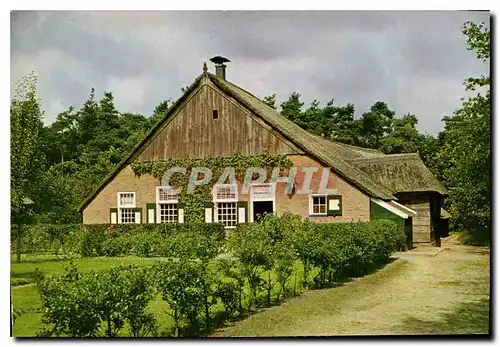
309 193 328 216
117 192 136 224
371 198 410 219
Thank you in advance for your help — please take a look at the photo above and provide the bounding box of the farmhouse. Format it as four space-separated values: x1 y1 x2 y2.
78 58 448 247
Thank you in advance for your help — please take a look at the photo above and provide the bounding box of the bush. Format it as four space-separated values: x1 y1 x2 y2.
153 259 205 336
159 223 225 260
35 263 156 337
101 236 130 257
131 231 161 257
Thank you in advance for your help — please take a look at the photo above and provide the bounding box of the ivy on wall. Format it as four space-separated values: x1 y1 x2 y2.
131 154 293 223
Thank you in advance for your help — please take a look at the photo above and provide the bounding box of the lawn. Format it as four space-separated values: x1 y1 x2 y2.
11 254 159 336
11 254 157 286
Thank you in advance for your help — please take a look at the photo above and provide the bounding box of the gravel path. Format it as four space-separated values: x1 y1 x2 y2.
212 236 490 336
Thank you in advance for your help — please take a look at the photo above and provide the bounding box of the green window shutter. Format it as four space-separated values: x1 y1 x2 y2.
327 195 342 216
110 208 118 224
146 203 156 223
237 201 248 223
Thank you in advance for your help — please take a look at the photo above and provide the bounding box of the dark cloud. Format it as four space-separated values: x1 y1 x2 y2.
10 10 489 134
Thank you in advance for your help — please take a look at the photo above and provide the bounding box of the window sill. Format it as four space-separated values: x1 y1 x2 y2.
308 214 328 217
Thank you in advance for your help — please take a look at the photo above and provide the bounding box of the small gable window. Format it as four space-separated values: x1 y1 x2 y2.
309 194 327 216
212 109 219 119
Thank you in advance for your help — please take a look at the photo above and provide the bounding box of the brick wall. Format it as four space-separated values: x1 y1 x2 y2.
83 165 160 224
275 155 371 223
82 154 371 224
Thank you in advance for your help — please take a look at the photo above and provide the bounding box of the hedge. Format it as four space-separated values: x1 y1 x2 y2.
30 215 405 337
11 223 226 258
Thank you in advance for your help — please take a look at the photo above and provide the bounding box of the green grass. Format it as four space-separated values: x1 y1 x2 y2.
11 254 309 337
402 298 490 334
450 231 490 246
11 255 159 337
11 254 157 286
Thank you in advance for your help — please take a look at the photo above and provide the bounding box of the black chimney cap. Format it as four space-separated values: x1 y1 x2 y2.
210 56 231 64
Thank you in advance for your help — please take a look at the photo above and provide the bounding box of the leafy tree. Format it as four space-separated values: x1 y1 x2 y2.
357 101 395 149
326 103 360 145
280 92 304 123
154 260 205 336
379 113 421 154
11 73 45 261
263 93 277 109
439 21 490 243
418 132 446 181
151 99 171 125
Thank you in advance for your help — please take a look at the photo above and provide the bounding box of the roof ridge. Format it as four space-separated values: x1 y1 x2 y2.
208 74 396 200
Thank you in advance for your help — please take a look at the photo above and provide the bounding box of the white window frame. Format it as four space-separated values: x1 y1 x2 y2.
309 194 328 216
156 186 179 223
117 192 136 224
249 183 276 222
213 184 238 228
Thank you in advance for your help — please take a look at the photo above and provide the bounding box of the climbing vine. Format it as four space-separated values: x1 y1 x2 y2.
131 154 293 223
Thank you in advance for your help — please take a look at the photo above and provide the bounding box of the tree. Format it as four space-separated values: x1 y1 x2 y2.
324 102 359 145
11 73 44 261
263 93 277 109
357 101 395 149
151 99 171 126
439 21 490 243
379 113 421 154
279 92 303 123
417 132 445 181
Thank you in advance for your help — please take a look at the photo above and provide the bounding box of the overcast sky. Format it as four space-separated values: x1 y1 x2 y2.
11 10 489 135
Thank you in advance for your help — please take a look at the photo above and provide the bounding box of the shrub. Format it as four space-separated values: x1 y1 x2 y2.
101 236 130 257
160 223 225 261
78 227 106 257
153 259 205 336
228 222 273 310
131 231 161 257
214 280 240 318
35 263 156 337
216 257 246 316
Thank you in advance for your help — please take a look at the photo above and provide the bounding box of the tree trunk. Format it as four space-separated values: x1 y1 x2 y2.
16 225 22 263
239 287 243 317
267 272 271 306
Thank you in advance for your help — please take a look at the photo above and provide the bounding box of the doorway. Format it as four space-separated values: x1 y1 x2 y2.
249 183 276 222
252 201 274 222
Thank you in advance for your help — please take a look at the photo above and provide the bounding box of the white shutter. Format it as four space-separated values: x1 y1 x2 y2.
328 198 340 211
135 211 141 224
110 211 117 224
178 208 185 223
148 208 155 224
205 208 213 223
238 207 246 224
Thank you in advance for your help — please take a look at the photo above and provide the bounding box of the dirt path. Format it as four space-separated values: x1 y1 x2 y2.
212 236 490 336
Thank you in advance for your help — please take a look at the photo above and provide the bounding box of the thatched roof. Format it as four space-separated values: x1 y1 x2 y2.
209 74 395 200
79 70 446 211
349 153 448 195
